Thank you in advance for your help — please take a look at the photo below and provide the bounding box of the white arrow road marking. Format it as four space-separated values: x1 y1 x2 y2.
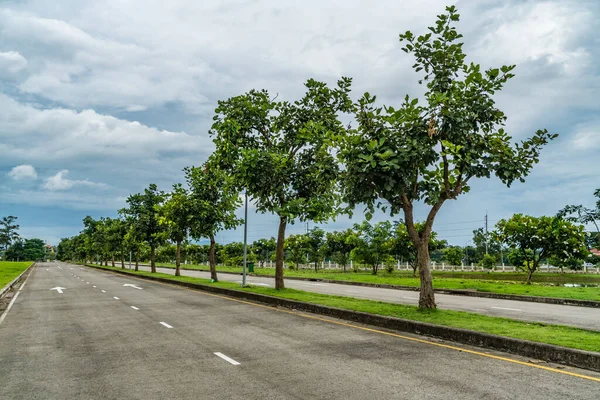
160 322 173 329
50 287 66 294
113 297 120 300
123 284 142 290
491 306 522 312
130 306 139 310
214 352 240 365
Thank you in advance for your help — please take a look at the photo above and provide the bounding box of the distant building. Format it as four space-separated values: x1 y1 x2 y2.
590 248 600 257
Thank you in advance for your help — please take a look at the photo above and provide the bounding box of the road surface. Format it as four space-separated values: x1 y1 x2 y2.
136 265 600 331
1 262 599 399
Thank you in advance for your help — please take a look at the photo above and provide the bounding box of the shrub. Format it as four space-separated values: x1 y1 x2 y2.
480 254 496 269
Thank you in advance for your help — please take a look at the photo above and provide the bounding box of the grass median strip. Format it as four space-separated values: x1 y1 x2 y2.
88 264 600 353
0 262 33 289
154 264 600 302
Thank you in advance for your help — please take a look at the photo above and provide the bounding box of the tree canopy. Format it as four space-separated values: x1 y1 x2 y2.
338 6 556 308
495 214 586 283
210 77 353 289
0 216 20 256
185 160 241 281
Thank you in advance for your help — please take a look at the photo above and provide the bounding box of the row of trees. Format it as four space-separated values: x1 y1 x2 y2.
59 7 558 309
58 207 591 285
1 215 54 261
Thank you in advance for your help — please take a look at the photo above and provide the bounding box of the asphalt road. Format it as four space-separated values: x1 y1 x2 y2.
1 262 598 400
137 265 600 331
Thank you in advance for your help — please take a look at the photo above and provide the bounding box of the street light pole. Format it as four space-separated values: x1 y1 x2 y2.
242 191 248 286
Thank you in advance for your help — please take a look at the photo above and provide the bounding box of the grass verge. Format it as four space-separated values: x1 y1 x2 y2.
154 263 600 302
0 261 32 289
89 264 600 353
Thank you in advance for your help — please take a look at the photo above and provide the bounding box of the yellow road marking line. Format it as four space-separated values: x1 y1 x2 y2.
85 265 600 383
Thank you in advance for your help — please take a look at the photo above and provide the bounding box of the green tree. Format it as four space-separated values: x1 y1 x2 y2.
121 198 145 271
472 227 501 263
0 216 20 256
82 216 106 264
4 239 24 261
350 221 394 275
57 237 73 261
558 188 600 248
185 161 241 282
479 253 496 269
221 242 248 266
159 183 194 276
307 227 327 272
252 238 277 268
393 221 443 276
325 229 356 272
443 246 464 266
23 238 45 261
338 6 556 308
105 217 128 268
126 184 166 273
285 234 309 270
210 78 353 289
495 214 587 284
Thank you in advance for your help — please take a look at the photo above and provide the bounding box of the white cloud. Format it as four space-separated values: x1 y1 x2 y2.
570 121 600 150
0 92 209 173
8 164 38 181
43 169 107 191
0 0 599 243
0 51 28 76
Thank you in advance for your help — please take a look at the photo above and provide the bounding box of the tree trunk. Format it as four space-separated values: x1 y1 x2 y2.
412 261 418 277
135 250 139 271
150 245 156 273
314 261 318 273
209 235 218 282
104 259 108 266
120 249 125 269
416 240 436 309
526 268 535 285
343 262 346 273
111 255 115 267
175 240 181 277
275 216 287 289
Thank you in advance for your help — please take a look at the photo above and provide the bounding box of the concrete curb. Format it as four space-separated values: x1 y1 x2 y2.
0 262 35 299
146 265 600 309
85 264 600 372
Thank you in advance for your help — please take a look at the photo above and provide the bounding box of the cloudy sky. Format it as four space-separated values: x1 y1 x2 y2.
1 0 598 246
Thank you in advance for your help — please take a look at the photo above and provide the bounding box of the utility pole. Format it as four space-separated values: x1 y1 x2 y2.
485 211 489 255
242 191 248 286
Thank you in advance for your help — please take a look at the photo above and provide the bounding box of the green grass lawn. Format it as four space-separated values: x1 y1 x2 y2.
154 263 600 302
0 261 32 289
87 264 600 353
